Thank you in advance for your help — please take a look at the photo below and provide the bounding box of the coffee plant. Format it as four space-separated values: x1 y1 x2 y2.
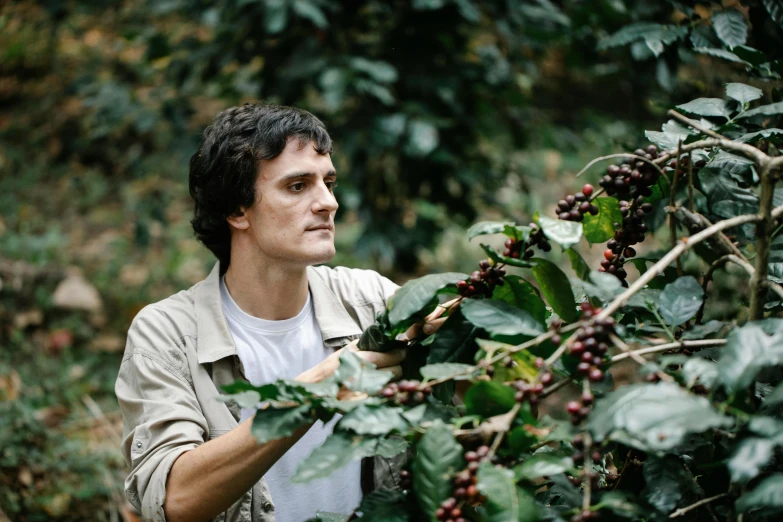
223 84 783 522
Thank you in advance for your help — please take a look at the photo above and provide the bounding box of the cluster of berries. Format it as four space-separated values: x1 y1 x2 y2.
436 446 491 522
556 184 599 222
512 359 553 407
571 434 602 468
380 380 430 405
598 145 660 198
598 196 654 285
457 259 506 298
503 223 553 259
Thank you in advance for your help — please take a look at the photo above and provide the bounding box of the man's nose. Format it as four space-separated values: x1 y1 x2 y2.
314 182 338 213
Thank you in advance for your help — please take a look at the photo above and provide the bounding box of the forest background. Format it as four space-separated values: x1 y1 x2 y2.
1 0 782 520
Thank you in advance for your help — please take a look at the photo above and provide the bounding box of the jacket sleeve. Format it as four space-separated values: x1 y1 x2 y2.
115 308 209 522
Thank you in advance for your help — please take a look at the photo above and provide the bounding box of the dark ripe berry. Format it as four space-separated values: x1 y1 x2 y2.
589 368 604 382
524 249 534 259
467 461 479 473
589 204 599 215
451 508 462 518
566 195 575 206
551 334 561 346
541 242 552 252
624 247 636 258
641 202 653 213
479 259 490 269
572 434 584 449
566 401 581 414
630 170 641 182
528 395 539 405
456 518 467 522
534 357 545 368
414 391 425 403
635 209 646 219
607 239 617 249
581 351 593 362
570 210 582 221
584 337 597 350
616 268 627 279
436 508 447 521
634 148 646 157
573 451 585 464
382 387 395 398
579 201 591 213
465 451 479 462
558 199 570 210
603 249 614 260
540 372 553 385
559 212 571 220
582 184 594 197
532 383 544 394
577 362 591 373
607 264 616 274
592 451 602 463
608 164 620 175
571 341 585 355
646 144 658 155
466 485 478 498
454 487 466 498
515 391 525 403
596 342 608 354
592 356 603 366
477 445 490 458
575 192 586 202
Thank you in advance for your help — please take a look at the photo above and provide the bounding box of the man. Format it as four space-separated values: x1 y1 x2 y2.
116 104 445 522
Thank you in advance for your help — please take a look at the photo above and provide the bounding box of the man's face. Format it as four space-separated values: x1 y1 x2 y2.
235 138 339 267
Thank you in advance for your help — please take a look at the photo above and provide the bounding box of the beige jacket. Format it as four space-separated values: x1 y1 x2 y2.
115 262 401 522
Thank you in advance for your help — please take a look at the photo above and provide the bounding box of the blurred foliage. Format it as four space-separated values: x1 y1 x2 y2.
1 0 782 519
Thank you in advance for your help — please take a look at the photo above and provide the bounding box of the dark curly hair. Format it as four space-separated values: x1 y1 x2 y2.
189 103 333 270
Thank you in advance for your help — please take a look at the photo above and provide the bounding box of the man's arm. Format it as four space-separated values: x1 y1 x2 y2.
161 343 406 522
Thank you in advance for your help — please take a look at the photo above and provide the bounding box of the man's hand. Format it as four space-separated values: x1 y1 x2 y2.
296 339 407 383
399 297 461 341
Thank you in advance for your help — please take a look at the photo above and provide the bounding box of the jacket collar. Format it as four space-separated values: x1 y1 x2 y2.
193 262 362 365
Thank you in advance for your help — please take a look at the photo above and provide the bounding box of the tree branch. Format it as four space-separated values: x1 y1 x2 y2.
609 339 727 363
667 110 728 141
669 492 728 519
749 164 778 319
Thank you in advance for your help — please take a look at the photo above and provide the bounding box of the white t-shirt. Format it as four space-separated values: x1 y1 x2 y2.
220 277 363 522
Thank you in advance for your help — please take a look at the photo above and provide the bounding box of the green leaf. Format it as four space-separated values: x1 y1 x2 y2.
373 437 409 458
698 168 758 219
582 197 622 244
292 0 329 29
717 320 783 393
252 404 312 444
338 405 408 436
514 454 574 481
737 473 783 514
358 311 408 353
491 275 547 326
729 438 777 483
426 309 479 365
713 10 748 49
581 271 624 302
641 456 698 514
219 390 262 409
335 351 394 395
412 421 465 518
292 432 380 483
588 382 732 452
420 362 474 381
387 273 467 326
676 98 731 118
597 23 688 50
598 492 644 519
464 381 516 417
658 276 703 327
739 128 783 144
461 298 544 338
467 221 511 241
693 47 750 64
264 0 289 34
480 243 534 269
356 490 408 522
531 259 579 323
476 462 538 522
537 216 582 249
567 249 591 280
726 82 763 106
737 101 783 119
681 357 718 388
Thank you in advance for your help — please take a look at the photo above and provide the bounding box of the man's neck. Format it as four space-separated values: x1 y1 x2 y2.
223 256 310 321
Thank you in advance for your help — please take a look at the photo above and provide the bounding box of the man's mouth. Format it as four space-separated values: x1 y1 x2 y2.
306 224 333 231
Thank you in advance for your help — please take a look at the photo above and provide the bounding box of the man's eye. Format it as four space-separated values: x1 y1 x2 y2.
290 182 306 192
327 181 339 191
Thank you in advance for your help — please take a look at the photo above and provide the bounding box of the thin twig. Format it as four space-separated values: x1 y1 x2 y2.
610 334 673 381
671 141 684 275
670 494 728 519
667 110 728 141
576 153 670 186
749 163 777 320
687 151 695 212
581 382 593 512
609 339 727 363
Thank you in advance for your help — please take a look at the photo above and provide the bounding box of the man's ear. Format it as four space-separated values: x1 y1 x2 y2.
226 209 250 230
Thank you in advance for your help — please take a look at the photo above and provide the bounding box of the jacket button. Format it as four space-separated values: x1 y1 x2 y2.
135 441 142 448
263 502 274 512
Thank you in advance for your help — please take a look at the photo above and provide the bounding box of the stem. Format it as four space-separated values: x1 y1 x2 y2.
651 307 677 342
576 153 670 185
609 339 727 363
667 110 728 141
749 165 777 320
671 141 684 275
581 381 593 512
597 207 783 320
669 493 728 519
609 334 673 381
688 151 695 212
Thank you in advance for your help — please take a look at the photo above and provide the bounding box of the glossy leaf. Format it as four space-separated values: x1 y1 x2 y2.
335 351 394 395
717 320 783 393
589 382 732 452
726 82 762 106
737 473 783 514
464 381 516 417
567 249 591 280
461 298 544 338
292 432 381 483
713 10 748 48
420 362 474 381
582 197 622 244
492 275 547 326
412 421 464 517
476 462 538 522
252 404 312 444
676 98 731 118
514 454 574 481
426 309 479 365
531 259 579 323
467 221 511 241
356 490 407 522
737 101 783 119
338 405 408 436
641 456 698 514
538 215 582 249
729 438 777 483
658 276 703 326
387 273 467 326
